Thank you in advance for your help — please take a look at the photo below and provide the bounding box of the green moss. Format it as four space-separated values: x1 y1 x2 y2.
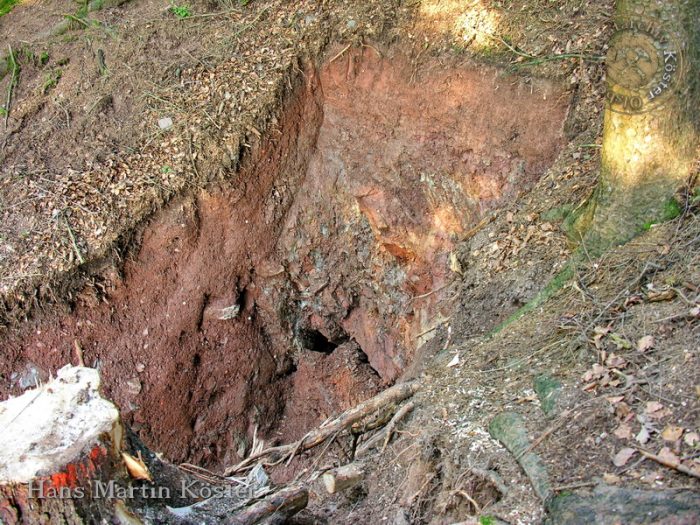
642 198 682 230
534 375 562 417
42 69 63 94
541 204 574 223
479 517 496 525
489 263 574 337
0 0 19 17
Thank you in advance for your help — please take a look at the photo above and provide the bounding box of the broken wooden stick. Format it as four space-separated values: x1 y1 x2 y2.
356 400 415 457
225 381 420 475
322 462 364 494
638 449 700 480
224 486 308 525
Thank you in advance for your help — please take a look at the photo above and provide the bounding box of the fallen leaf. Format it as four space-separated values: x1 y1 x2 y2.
646 404 672 419
607 396 625 404
636 426 650 445
606 353 627 368
645 401 664 415
122 452 153 482
615 402 632 419
609 334 632 350
657 447 680 467
636 335 655 353
684 432 699 447
661 425 683 442
614 423 632 440
603 473 621 484
592 326 611 349
647 289 676 302
447 354 460 368
613 447 636 467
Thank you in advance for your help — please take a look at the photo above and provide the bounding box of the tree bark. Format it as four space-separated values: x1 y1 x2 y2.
576 0 699 254
224 486 308 525
322 463 365 494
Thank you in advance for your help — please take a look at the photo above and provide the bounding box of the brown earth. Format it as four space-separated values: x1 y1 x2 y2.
3 0 698 524
0 46 569 472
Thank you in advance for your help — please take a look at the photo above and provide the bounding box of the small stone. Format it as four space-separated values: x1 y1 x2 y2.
126 378 142 396
158 117 173 130
135 363 145 373
346 19 357 30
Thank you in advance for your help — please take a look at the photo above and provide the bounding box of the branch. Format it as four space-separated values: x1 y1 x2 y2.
224 381 420 476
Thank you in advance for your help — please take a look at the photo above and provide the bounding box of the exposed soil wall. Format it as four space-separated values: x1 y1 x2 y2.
0 47 570 470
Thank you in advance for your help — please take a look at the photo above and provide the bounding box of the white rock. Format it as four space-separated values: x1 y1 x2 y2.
158 117 173 130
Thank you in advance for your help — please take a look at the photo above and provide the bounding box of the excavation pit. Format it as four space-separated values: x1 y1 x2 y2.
1 47 570 470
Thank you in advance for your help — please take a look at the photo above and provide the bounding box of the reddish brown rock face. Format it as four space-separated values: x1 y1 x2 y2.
0 47 570 469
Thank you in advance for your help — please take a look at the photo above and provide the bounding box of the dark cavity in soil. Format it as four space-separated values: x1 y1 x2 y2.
0 47 570 469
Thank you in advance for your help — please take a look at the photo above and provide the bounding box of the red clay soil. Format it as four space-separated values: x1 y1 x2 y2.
0 47 570 470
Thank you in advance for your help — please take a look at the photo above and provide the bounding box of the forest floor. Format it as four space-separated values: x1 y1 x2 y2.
0 0 698 524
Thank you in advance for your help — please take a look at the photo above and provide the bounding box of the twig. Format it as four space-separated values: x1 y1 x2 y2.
462 213 494 242
73 340 85 367
453 489 481 513
329 43 352 63
357 400 415 456
516 410 571 459
477 340 563 374
413 322 446 339
63 13 91 27
64 216 85 264
4 44 19 129
637 449 700 480
512 53 603 69
552 481 597 491
412 282 451 301
224 381 420 475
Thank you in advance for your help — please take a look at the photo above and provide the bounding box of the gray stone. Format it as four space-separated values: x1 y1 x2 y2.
545 484 700 525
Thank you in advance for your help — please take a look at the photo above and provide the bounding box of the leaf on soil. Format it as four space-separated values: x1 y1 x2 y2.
636 335 655 353
606 396 625 404
605 353 627 368
636 426 650 445
661 425 683 442
609 334 632 350
645 401 664 414
592 325 611 349
122 452 153 482
645 401 672 419
614 423 632 440
615 402 632 419
613 447 636 467
646 289 676 302
657 447 680 467
603 473 621 484
447 354 460 368
684 432 699 447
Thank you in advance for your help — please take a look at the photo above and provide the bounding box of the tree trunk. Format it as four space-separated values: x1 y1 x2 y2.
576 0 699 254
0 366 127 524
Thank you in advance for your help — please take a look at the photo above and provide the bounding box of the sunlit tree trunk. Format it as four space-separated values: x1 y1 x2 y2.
574 0 699 254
